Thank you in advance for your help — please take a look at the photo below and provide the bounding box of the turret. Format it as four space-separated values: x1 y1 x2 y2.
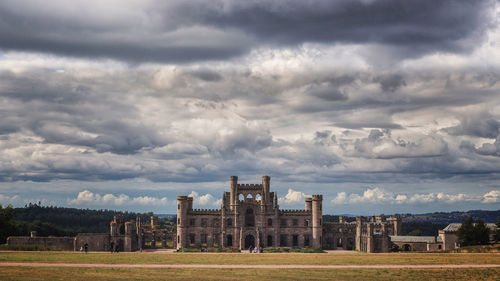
151 216 159 230
125 221 135 236
176 195 190 249
262 175 270 203
230 176 238 210
311 195 323 248
387 216 402 235
305 197 312 211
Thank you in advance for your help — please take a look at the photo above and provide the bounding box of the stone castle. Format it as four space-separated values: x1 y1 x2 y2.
9 175 492 253
176 175 402 252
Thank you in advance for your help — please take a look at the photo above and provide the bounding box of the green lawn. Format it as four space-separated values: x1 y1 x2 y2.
0 267 499 281
0 251 499 265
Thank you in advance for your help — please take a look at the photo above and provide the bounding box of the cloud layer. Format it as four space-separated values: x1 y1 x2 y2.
0 0 495 63
332 188 500 205
0 0 499 213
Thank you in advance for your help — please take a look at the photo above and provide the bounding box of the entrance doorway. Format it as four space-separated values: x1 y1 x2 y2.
245 234 255 249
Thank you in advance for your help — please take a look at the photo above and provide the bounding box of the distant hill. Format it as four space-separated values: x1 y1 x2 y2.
399 210 500 224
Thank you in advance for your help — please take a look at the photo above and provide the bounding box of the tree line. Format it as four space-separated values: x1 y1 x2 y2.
0 203 175 244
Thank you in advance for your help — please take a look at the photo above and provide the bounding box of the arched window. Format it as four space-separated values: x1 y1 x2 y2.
267 218 273 226
246 194 253 199
239 194 244 201
245 208 255 227
267 235 273 247
255 194 262 201
227 218 232 227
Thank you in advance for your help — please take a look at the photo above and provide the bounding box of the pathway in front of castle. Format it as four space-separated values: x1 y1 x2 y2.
1 262 499 269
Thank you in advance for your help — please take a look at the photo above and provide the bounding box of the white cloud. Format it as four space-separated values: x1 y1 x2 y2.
188 191 219 207
331 188 500 205
69 190 167 207
483 190 500 203
279 188 307 204
331 191 347 204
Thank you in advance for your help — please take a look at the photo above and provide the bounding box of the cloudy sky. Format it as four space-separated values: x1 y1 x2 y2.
1 0 500 215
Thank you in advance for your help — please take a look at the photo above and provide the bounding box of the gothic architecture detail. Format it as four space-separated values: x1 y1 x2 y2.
176 175 403 252
177 176 323 249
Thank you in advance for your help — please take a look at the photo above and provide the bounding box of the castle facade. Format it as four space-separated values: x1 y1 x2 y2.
176 175 402 252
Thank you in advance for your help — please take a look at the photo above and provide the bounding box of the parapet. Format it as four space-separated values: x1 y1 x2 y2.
237 183 263 190
312 194 323 200
190 209 221 215
280 209 311 215
177 195 189 200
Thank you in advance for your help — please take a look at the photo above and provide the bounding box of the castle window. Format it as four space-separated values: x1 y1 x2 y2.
304 220 309 227
280 234 288 246
213 234 219 247
255 194 261 201
190 219 195 226
227 234 233 247
319 218 322 226
239 194 244 201
280 219 287 227
201 233 207 244
189 234 195 246
177 218 180 224
177 235 180 244
201 218 208 227
267 218 273 226
245 208 255 227
246 194 253 199
304 235 310 247
267 235 273 247
178 204 180 210
292 219 298 226
292 235 298 247
227 218 232 227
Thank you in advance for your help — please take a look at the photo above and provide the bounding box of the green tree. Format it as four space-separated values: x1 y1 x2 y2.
457 217 475 246
407 229 422 236
496 216 500 242
457 217 490 246
0 204 15 243
473 220 490 245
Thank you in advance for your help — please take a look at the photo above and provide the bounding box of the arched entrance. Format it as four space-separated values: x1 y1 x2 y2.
245 234 255 249
402 244 412 251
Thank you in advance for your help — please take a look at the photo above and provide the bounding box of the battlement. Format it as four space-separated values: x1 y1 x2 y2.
237 183 263 190
280 209 311 215
190 209 221 215
312 194 323 200
177 195 189 200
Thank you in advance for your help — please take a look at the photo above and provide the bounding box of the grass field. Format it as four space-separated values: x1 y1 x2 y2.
1 251 499 265
0 267 499 281
1 251 499 280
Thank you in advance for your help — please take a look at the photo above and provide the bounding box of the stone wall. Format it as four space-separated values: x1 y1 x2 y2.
75 233 110 252
7 236 74 250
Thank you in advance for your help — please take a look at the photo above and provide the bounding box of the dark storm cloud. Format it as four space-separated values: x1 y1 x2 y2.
0 0 494 63
374 74 406 92
443 113 500 139
187 68 223 82
0 70 168 154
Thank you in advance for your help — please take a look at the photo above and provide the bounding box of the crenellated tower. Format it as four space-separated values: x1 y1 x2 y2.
176 195 190 249
311 194 323 248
